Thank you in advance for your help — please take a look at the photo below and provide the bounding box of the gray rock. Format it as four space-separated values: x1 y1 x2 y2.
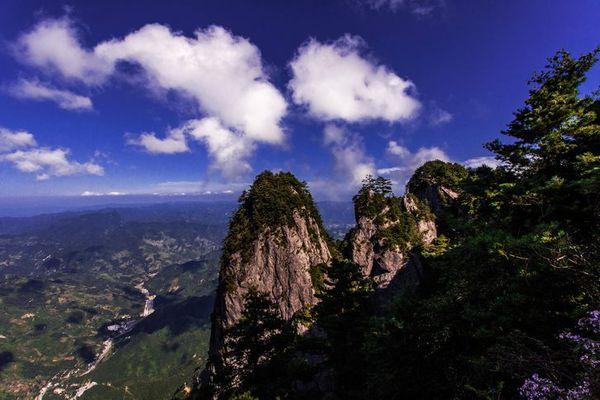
199 209 331 397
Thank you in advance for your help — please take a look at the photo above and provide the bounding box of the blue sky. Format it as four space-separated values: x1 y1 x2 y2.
0 0 599 200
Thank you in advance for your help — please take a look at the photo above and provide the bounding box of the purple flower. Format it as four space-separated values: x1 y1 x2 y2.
520 311 598 399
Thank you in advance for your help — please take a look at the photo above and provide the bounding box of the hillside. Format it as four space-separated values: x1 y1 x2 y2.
0 206 226 399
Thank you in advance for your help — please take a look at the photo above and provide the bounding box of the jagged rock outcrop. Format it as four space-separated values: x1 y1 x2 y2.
403 194 437 245
406 160 467 216
346 161 466 292
195 171 332 398
344 177 436 291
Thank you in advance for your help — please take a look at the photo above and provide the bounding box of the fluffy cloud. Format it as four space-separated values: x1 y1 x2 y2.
463 156 502 169
15 18 287 177
386 140 411 158
128 126 189 155
95 24 286 144
289 35 420 123
0 127 103 180
1 147 104 180
377 140 450 190
0 127 37 151
15 17 112 85
323 124 376 186
9 78 92 110
129 118 254 179
185 118 255 180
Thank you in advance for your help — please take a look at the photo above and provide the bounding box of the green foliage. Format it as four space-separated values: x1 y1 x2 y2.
314 260 374 399
362 48 600 399
221 171 331 288
407 159 469 196
405 192 435 221
485 47 600 237
352 175 394 219
215 289 300 400
347 175 423 255
375 199 420 253
309 263 327 294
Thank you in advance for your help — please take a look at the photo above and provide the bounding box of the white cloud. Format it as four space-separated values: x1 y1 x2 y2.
15 18 288 176
323 124 376 186
386 140 411 158
185 118 255 180
15 17 112 85
128 117 255 179
429 105 452 126
408 146 450 167
129 126 189 154
1 147 104 180
378 140 450 190
0 127 37 151
9 78 93 110
463 156 502 169
289 35 420 123
0 126 103 180
95 24 286 144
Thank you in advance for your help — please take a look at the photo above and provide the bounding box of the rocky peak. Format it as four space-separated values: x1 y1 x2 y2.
196 171 332 397
405 160 467 215
344 176 435 291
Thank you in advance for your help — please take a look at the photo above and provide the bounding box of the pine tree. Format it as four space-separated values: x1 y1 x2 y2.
315 260 374 399
221 289 296 399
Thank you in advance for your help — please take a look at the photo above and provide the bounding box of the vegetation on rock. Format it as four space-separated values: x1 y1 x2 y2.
345 175 423 255
221 171 330 267
406 159 469 196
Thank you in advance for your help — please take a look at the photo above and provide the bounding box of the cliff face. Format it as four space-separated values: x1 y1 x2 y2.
197 171 331 397
403 194 438 245
406 160 467 216
216 211 330 328
345 162 466 292
345 190 435 290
